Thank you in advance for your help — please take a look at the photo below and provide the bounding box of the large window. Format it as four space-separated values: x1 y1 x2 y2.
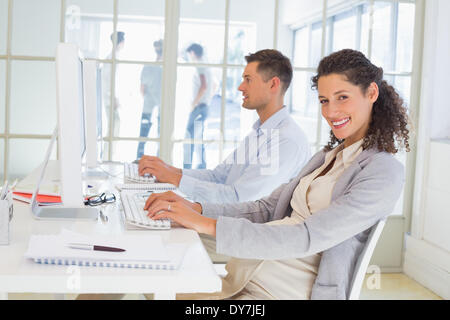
1 0 418 216
0 0 61 180
64 0 165 162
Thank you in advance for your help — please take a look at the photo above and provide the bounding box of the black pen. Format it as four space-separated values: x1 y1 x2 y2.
67 243 126 252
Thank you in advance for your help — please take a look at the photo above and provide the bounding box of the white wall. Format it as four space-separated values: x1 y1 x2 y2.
427 1 450 139
405 0 450 300
422 142 450 252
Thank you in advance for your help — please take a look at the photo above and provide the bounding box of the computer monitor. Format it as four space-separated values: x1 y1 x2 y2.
78 56 87 159
31 42 97 220
83 60 104 169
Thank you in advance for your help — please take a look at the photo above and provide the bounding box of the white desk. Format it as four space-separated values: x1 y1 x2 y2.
0 164 222 300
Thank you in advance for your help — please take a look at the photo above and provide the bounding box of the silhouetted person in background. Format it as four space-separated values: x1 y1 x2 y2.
102 31 125 137
183 43 212 169
137 39 163 159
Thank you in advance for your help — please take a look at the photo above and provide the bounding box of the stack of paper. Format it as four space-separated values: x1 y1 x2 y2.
25 229 186 270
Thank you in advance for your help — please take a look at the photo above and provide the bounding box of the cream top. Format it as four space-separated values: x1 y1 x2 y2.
238 139 365 299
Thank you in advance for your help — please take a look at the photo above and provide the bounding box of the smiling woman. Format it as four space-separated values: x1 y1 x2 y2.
311 49 410 154
141 49 411 300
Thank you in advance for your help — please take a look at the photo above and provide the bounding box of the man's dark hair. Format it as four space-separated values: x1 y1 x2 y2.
186 43 204 58
245 49 293 94
111 31 125 45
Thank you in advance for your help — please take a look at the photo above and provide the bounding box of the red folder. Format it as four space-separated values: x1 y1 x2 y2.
12 192 62 205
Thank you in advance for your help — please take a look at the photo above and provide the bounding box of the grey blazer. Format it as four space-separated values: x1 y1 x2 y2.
201 147 405 300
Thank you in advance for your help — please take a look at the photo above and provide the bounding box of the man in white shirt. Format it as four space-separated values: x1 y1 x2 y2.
137 39 163 159
101 31 125 138
183 43 213 169
139 49 310 205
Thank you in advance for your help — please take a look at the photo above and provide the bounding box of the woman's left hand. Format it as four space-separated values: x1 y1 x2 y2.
146 198 216 236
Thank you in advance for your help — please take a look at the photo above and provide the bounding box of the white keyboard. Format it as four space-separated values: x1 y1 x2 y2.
120 191 171 230
124 162 156 183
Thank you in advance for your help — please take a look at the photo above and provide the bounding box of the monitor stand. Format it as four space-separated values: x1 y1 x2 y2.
33 206 98 220
30 126 99 221
82 166 110 179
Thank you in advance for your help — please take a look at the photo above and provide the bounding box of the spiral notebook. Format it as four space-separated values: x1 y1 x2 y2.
24 229 186 270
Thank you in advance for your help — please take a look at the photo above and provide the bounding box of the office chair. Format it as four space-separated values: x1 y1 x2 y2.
348 219 386 300
213 219 387 299
214 263 228 277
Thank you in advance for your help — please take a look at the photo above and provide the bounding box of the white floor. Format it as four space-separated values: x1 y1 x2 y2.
5 273 443 300
359 273 442 300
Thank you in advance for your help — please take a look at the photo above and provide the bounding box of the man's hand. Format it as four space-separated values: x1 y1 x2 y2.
138 156 182 186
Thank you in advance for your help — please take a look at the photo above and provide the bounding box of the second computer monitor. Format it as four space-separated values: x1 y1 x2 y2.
83 60 104 168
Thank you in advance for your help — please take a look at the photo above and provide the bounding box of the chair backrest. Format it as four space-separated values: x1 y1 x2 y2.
348 219 386 300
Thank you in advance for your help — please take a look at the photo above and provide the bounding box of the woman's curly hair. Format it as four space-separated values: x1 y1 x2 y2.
311 49 410 154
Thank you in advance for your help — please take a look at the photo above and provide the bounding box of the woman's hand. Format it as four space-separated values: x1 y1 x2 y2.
145 193 215 236
144 191 202 214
